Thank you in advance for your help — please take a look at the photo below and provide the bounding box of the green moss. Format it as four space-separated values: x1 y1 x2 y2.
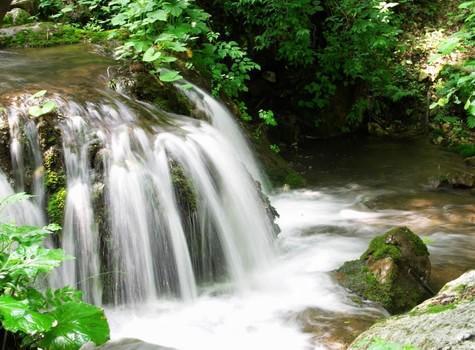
47 188 67 225
338 260 393 309
354 337 419 350
453 144 475 158
0 23 120 49
284 170 306 188
364 235 402 261
410 302 456 317
170 163 197 211
46 170 65 191
363 227 428 261
424 303 456 314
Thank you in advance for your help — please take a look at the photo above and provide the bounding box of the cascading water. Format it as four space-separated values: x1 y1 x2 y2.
0 82 276 306
59 114 102 305
179 84 269 189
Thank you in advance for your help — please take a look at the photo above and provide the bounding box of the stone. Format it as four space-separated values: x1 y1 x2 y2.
464 156 475 168
336 227 432 314
80 338 176 350
3 7 30 26
347 270 475 350
10 0 37 14
439 171 475 189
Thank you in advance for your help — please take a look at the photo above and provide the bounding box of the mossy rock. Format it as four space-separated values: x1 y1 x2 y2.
47 187 66 225
170 162 197 212
348 270 475 350
337 227 432 314
3 8 31 27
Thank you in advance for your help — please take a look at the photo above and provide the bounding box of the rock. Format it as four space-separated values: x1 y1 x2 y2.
336 227 432 314
0 22 52 38
3 8 30 26
368 122 388 137
10 0 37 14
262 71 277 83
465 156 475 168
438 171 475 189
348 270 475 350
80 338 176 350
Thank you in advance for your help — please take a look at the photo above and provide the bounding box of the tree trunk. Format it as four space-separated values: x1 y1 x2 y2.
0 0 13 25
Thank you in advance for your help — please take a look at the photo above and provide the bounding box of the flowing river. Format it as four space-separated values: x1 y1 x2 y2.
0 45 473 350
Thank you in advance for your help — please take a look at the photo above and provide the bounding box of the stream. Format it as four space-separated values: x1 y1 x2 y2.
0 45 474 350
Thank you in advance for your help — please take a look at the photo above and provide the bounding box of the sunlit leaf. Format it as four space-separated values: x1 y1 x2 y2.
38 302 110 350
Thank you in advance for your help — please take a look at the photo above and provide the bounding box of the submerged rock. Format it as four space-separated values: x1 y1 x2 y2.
81 339 176 350
336 227 432 314
348 270 475 350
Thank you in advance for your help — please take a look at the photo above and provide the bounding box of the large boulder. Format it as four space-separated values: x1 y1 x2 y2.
348 270 475 350
10 0 37 14
3 8 30 26
336 227 432 314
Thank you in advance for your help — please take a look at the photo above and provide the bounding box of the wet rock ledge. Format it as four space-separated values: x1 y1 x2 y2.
348 270 475 350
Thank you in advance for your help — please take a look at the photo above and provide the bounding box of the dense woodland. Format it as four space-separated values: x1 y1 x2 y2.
0 1 474 349
1 0 475 150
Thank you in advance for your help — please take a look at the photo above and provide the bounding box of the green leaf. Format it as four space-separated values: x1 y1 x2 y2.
0 193 32 213
38 302 110 350
6 247 66 281
0 296 53 334
143 47 161 62
42 101 57 114
32 90 47 99
28 100 57 117
438 36 461 55
146 9 168 22
159 70 183 82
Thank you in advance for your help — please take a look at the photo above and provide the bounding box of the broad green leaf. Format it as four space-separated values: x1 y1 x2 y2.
28 106 43 117
42 101 57 114
438 37 460 55
159 55 178 63
143 47 161 62
146 9 168 22
0 296 53 334
6 245 66 280
61 5 74 13
159 70 183 82
38 302 110 350
29 101 57 117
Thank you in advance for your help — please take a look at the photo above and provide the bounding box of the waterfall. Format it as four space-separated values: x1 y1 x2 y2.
0 86 275 305
0 171 43 226
59 115 102 305
178 84 269 190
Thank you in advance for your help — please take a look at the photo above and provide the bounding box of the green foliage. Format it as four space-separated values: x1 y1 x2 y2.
48 188 67 225
0 23 112 49
194 36 260 98
305 0 414 115
225 0 322 66
108 0 208 83
258 109 276 126
432 2 475 129
0 194 110 349
355 337 418 350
